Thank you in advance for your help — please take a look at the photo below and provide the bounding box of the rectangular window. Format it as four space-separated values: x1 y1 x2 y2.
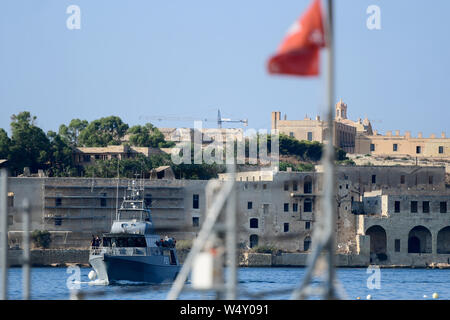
370 144 375 152
192 217 199 227
304 200 312 212
293 203 298 212
393 144 398 152
7 194 13 208
411 201 418 213
293 182 298 191
394 201 400 213
263 204 269 214
55 197 62 207
247 201 253 210
429 176 433 185
307 132 313 141
263 184 267 190
416 146 421 154
400 175 405 184
305 222 311 230
284 203 289 212
284 182 289 191
100 193 107 207
145 194 152 207
284 223 289 232
193 194 199 209
83 155 91 162
423 201 430 213
395 239 401 252
440 202 447 213
54 216 62 226
439 146 444 154
289 132 294 138
371 175 376 184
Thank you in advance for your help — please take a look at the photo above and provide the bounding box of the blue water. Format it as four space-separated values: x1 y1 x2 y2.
4 267 450 300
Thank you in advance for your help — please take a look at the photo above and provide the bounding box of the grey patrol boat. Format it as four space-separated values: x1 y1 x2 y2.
89 180 181 284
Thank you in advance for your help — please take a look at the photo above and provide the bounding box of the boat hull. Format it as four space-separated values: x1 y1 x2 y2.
89 254 181 284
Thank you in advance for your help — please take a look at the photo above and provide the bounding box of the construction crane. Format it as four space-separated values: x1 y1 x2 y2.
217 110 248 128
139 109 248 129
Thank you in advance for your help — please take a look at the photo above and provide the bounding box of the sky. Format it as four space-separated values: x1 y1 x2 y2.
1 0 449 138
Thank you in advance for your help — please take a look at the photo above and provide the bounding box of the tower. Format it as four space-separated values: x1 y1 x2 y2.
335 99 347 120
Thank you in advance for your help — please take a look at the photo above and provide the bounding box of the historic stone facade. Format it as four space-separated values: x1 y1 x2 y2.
6 165 450 267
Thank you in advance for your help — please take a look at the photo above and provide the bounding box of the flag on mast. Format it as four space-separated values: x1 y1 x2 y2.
267 0 325 76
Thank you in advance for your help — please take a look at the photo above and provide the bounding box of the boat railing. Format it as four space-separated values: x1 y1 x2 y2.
89 246 162 257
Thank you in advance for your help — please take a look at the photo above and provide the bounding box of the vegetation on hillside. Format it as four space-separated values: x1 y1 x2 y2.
0 111 350 179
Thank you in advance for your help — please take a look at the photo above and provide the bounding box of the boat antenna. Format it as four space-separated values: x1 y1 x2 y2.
115 159 120 221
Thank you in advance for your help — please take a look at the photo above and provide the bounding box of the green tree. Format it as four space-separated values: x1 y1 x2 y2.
58 119 88 146
78 116 128 147
31 230 52 248
47 131 78 176
128 123 175 148
9 112 51 174
0 129 11 160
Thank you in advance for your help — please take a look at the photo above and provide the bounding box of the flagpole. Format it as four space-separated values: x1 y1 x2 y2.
323 0 337 299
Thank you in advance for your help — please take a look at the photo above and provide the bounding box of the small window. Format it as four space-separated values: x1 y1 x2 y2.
193 194 199 209
395 239 401 252
100 193 107 207
289 132 294 138
440 202 447 213
400 175 405 184
305 222 311 230
423 201 430 213
263 184 267 190
263 204 269 214
416 146 421 154
54 216 62 226
145 194 152 207
284 203 289 212
55 197 62 207
7 193 14 208
192 217 199 227
250 218 258 229
371 175 376 184
284 182 289 191
438 146 444 154
83 155 91 162
307 132 313 141
393 144 398 152
292 203 298 212
429 176 433 185
304 199 312 212
284 223 289 232
411 201 418 213
293 182 298 191
247 201 253 210
370 144 375 152
394 201 400 213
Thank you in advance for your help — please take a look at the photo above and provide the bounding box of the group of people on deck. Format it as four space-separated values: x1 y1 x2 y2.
155 236 176 248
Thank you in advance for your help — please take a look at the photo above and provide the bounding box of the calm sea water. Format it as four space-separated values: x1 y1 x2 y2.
4 267 450 300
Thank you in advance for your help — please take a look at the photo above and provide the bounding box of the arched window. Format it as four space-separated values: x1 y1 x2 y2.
365 225 387 255
249 218 258 229
408 226 432 253
437 226 450 254
249 235 259 248
304 176 313 194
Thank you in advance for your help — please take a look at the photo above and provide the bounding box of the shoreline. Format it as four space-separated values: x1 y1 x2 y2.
7 249 450 269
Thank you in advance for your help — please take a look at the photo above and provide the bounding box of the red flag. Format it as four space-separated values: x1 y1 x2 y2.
268 0 325 76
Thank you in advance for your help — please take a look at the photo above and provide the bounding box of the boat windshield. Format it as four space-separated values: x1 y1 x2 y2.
102 236 147 248
117 209 151 222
